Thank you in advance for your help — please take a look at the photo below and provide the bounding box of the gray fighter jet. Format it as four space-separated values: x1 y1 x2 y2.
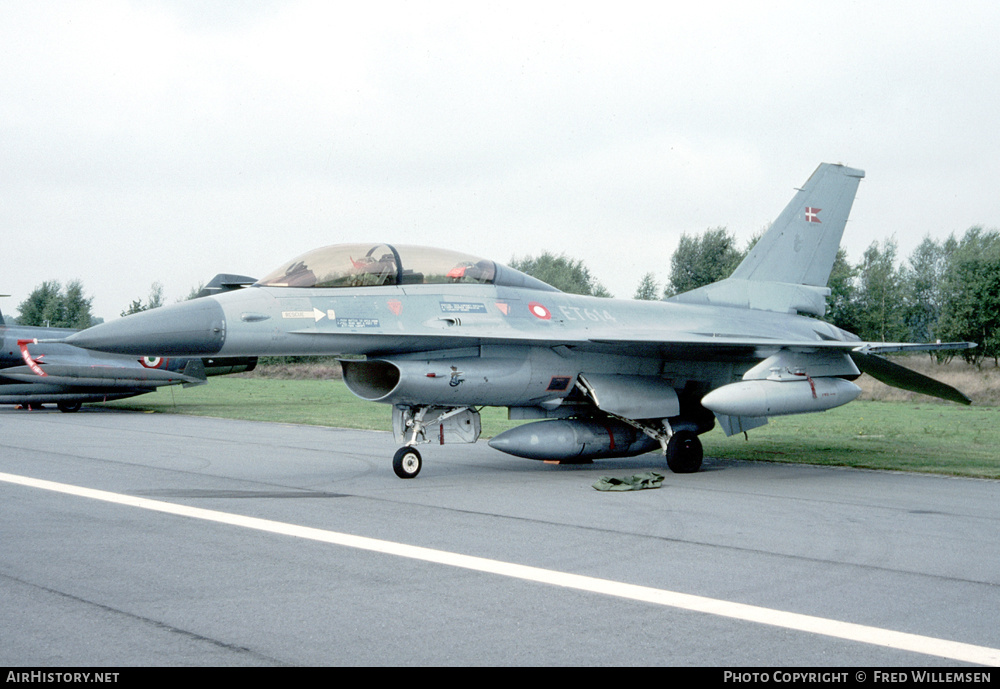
64 164 973 477
2 277 257 411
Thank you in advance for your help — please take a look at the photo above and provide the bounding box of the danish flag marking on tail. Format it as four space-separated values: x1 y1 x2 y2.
805 207 822 223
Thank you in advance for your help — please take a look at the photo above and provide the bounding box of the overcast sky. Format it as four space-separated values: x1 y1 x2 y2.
3 1 1000 321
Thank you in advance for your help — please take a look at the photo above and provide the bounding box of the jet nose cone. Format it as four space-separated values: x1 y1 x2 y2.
66 298 227 356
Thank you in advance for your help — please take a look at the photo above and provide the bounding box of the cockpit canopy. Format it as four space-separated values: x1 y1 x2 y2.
256 243 559 292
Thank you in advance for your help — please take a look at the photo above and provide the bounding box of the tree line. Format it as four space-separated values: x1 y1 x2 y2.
11 226 1000 365
11 280 178 329
10 279 99 329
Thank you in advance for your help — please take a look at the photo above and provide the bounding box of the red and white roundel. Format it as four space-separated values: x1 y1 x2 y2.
528 302 551 320
140 357 167 369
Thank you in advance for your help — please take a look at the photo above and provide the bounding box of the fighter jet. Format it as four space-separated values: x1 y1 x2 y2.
2 277 258 411
63 164 973 477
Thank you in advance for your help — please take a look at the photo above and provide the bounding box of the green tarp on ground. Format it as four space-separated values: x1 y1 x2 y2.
592 472 665 491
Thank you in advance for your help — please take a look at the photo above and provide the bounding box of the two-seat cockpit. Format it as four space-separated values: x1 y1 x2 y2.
255 243 558 292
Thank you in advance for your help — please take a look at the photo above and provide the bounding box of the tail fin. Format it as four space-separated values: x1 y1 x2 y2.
669 163 865 316
731 163 865 286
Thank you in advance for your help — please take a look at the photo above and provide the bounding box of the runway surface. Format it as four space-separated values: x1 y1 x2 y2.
1 407 998 666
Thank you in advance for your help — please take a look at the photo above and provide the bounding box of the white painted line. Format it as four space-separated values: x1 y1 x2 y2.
3 470 998 665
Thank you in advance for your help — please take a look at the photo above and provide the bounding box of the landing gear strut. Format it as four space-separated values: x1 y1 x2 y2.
392 405 441 479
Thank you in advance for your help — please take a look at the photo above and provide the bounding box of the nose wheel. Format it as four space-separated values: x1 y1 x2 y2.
393 447 423 479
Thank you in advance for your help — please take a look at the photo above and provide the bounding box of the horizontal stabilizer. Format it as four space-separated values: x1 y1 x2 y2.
849 352 972 405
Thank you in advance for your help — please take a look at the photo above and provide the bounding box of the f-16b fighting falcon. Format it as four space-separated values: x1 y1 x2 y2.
63 163 973 478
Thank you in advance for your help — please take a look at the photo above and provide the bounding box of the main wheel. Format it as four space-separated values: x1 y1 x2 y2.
57 401 82 413
666 430 703 474
392 446 422 479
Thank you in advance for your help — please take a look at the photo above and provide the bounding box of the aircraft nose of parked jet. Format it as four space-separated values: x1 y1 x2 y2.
66 298 227 356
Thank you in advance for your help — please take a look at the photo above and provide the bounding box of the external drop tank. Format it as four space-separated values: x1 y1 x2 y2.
488 418 660 462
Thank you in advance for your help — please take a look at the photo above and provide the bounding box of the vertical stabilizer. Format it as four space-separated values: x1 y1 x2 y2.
669 163 864 316
731 163 865 287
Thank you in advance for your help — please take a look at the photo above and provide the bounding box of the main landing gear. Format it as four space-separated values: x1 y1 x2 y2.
665 430 703 474
592 411 705 474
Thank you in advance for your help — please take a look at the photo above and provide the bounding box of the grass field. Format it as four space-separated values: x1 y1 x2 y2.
108 376 1000 479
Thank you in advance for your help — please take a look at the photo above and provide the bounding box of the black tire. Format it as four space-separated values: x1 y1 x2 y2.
392 446 422 479
57 401 82 413
666 431 703 474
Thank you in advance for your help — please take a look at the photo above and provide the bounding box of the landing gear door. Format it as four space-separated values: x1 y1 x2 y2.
578 374 680 419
